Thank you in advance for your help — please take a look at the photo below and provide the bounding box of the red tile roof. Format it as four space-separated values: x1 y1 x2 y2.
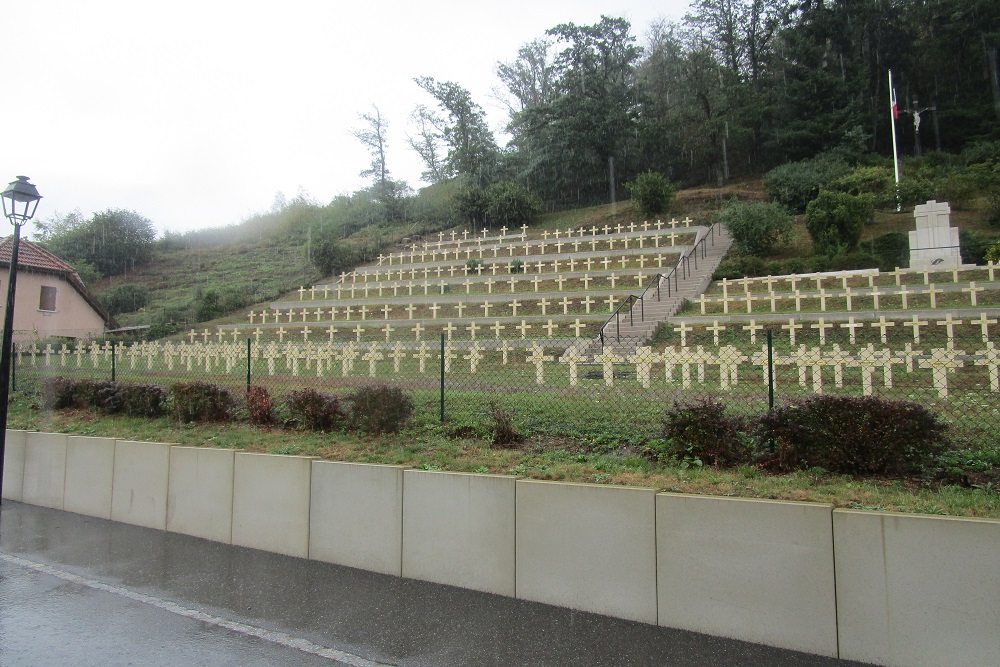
0 237 78 275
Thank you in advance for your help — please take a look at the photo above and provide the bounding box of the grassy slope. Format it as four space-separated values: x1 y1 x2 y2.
58 181 997 517
101 182 760 330
94 237 319 330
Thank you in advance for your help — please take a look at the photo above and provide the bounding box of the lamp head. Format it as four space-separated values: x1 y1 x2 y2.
1 176 42 226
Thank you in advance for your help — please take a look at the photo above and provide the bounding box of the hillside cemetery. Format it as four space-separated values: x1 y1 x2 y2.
13 210 1000 445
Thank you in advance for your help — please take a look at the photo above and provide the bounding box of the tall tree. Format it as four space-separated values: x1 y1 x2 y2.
406 105 447 183
509 16 643 206
496 38 558 114
413 77 499 186
351 105 390 186
44 208 156 276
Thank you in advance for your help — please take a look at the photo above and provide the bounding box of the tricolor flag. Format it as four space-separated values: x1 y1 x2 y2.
891 85 899 119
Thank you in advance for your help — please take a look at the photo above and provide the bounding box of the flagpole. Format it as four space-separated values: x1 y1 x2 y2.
889 69 901 212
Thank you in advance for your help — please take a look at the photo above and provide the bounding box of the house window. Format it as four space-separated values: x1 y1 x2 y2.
39 286 57 312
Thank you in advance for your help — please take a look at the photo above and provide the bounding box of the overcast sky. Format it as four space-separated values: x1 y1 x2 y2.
3 1 691 236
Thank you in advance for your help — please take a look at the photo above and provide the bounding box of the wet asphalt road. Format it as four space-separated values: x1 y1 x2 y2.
0 502 870 666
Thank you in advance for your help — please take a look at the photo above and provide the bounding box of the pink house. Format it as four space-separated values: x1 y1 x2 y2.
0 238 117 342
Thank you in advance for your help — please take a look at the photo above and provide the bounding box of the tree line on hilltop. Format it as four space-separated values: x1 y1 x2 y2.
354 0 999 214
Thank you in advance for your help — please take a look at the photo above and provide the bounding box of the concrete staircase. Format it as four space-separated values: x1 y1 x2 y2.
572 224 733 358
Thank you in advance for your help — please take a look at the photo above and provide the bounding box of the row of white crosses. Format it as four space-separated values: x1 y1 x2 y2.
709 263 1000 295
271 293 640 327
263 296 626 325
341 245 687 290
204 315 595 344
673 313 999 347
383 218 695 263
21 338 996 399
19 340 247 374
299 266 670 301
371 232 692 271
566 342 993 399
695 281 989 315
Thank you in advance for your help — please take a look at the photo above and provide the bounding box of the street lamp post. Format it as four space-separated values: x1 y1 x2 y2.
0 176 42 511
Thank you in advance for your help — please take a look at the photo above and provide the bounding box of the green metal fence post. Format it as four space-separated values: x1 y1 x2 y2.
246 338 252 394
767 330 774 410
440 333 445 422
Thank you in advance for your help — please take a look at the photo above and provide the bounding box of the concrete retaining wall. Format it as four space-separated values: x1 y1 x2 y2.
167 447 235 544
111 440 171 530
309 461 403 576
516 480 657 624
5 429 999 666
21 432 68 510
231 453 313 559
834 509 1000 667
656 494 838 657
63 436 116 519
402 470 515 596
1 429 27 501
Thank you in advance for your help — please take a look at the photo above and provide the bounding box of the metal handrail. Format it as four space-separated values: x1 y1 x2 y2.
598 294 640 342
598 222 722 343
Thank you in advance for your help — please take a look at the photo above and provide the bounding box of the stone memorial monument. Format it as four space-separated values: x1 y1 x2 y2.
909 200 962 270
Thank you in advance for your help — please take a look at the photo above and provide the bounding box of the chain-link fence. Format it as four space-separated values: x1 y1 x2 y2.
12 324 1000 446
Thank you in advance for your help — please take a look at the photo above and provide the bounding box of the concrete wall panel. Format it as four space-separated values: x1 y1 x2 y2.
309 461 403 576
2 430 28 501
232 453 313 558
111 440 171 530
21 432 68 509
656 494 838 657
63 436 115 519
402 470 515 596
516 480 657 624
167 447 235 544
834 510 1000 667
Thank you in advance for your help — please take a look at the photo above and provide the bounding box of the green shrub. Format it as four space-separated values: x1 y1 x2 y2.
99 283 150 316
41 377 164 417
897 176 935 208
347 384 413 434
966 162 1000 190
120 384 167 417
286 388 343 431
960 229 995 265
862 232 909 270
934 172 978 210
41 376 79 409
510 258 524 274
828 251 879 271
764 154 850 212
781 258 808 275
805 191 873 256
985 238 1000 263
987 189 1000 228
484 181 541 228
625 170 677 216
170 381 233 422
758 396 948 476
660 398 753 467
715 201 792 257
246 386 274 425
712 256 766 280
961 140 1000 166
830 165 894 199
